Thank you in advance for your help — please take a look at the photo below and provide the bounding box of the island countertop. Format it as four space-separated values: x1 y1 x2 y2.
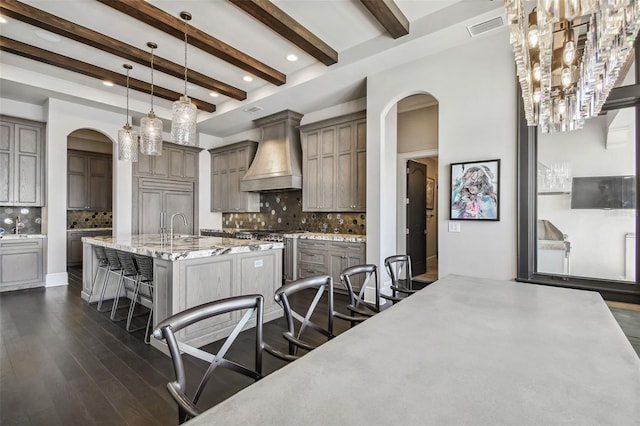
82 234 283 261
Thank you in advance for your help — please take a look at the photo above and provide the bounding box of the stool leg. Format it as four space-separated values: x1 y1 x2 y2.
126 277 142 331
110 271 126 321
96 266 112 312
144 285 154 344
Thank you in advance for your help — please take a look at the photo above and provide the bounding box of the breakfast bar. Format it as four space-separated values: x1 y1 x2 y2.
185 274 640 425
82 234 283 352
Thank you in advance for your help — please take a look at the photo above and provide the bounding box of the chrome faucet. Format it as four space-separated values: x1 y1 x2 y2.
170 213 188 240
14 216 23 235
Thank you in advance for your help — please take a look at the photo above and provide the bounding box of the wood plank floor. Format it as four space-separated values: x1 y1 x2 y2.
1 269 639 425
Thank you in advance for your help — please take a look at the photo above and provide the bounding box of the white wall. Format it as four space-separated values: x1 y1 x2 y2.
538 115 636 281
398 105 438 153
367 29 517 281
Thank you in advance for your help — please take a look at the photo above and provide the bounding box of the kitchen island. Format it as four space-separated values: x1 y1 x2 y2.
82 234 283 352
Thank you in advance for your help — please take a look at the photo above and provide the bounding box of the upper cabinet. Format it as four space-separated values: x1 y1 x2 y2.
300 111 366 212
67 150 112 210
134 142 200 182
209 140 260 213
0 116 45 207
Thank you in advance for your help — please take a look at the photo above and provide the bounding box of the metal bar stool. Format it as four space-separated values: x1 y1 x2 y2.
97 247 124 312
87 245 109 304
110 250 139 321
129 254 154 344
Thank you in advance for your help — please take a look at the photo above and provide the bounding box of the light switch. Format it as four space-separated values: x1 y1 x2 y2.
448 221 461 233
254 259 263 268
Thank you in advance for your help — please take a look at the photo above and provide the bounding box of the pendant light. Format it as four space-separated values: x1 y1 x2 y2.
117 64 138 162
140 42 163 155
170 11 197 146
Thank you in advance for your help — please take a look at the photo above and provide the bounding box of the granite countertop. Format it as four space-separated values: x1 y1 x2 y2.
82 234 283 261
67 228 113 232
0 234 47 239
283 232 366 243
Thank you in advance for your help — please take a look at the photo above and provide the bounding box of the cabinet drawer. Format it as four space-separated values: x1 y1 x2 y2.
298 249 325 265
0 238 43 251
329 241 364 253
297 262 327 278
297 240 328 251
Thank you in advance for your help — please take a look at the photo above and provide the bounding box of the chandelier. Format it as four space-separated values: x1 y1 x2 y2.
171 11 198 146
505 0 640 133
117 64 138 162
140 42 163 155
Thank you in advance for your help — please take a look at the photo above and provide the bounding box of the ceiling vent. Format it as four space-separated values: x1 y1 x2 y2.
467 15 505 38
243 106 264 114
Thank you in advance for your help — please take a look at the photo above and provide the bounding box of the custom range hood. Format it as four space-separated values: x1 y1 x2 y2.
240 110 304 192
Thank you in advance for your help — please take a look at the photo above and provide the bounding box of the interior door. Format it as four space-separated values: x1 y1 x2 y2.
406 160 427 276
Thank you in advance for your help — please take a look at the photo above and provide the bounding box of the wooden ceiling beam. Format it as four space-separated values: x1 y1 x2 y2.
97 0 287 86
0 37 216 113
359 0 409 39
0 0 245 100
229 0 337 66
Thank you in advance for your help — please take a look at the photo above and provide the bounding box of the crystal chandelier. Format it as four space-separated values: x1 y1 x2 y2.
505 0 640 133
117 64 138 162
171 11 198 146
140 42 163 155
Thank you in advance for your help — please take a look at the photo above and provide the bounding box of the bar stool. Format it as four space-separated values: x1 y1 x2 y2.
87 245 109 304
130 254 154 344
97 247 124 312
110 251 139 321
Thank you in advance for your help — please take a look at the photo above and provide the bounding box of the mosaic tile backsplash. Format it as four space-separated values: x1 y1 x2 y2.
1 207 42 235
67 210 113 229
222 190 366 235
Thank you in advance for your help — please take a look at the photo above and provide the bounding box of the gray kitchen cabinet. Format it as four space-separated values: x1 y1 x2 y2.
295 239 366 292
67 229 112 266
284 237 295 282
134 142 200 182
300 111 366 212
134 178 195 235
209 141 259 213
0 116 45 206
0 238 44 291
67 150 112 210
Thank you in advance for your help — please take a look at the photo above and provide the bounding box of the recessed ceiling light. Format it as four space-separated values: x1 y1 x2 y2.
286 54 298 62
35 29 61 43
243 75 253 82
209 92 219 97
0 16 7 24
103 81 114 87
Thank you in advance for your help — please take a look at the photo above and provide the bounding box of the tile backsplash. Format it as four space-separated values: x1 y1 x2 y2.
0 207 42 234
222 190 366 235
67 210 113 229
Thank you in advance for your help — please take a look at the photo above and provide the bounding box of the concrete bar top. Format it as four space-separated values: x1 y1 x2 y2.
185 274 640 425
82 234 283 261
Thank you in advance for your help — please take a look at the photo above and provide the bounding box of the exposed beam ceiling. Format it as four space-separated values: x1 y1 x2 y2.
229 0 338 66
0 0 246 101
359 0 410 39
0 37 217 113
97 0 287 86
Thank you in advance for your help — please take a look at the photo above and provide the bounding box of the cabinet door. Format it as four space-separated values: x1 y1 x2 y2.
15 123 42 205
168 148 184 180
0 242 43 287
183 151 198 180
164 190 194 235
67 234 84 265
135 152 153 176
88 156 109 210
336 122 355 211
302 130 320 211
0 121 13 204
138 189 163 235
211 152 224 212
68 154 88 209
353 119 367 211
284 238 294 281
153 150 170 178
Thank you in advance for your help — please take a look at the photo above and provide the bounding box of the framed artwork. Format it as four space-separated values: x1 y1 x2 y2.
426 177 435 210
450 159 500 221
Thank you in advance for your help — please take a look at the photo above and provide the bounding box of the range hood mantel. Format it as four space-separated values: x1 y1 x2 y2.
240 110 304 192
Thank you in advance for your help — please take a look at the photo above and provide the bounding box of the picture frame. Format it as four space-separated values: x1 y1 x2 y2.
450 159 500 221
426 177 435 210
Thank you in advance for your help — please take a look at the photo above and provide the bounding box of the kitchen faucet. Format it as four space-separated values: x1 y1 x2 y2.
14 216 23 235
170 213 188 240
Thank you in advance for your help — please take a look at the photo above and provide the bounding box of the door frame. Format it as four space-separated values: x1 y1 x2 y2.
396 149 438 260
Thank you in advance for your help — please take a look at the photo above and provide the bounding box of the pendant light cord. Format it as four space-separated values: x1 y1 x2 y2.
150 45 155 113
126 68 130 126
183 18 188 97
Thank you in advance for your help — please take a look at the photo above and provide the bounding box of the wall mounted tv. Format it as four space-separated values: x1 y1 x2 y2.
570 176 636 209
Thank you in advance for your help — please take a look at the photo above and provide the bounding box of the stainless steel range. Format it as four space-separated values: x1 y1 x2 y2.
233 231 285 242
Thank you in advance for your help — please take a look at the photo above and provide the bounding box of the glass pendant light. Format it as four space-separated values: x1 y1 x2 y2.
140 42 163 156
171 11 197 146
117 64 138 162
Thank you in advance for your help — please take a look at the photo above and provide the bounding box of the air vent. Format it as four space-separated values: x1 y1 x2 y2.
243 106 264 114
467 15 505 38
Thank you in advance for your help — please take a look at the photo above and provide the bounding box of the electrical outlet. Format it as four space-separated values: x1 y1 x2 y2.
254 259 263 268
448 221 461 233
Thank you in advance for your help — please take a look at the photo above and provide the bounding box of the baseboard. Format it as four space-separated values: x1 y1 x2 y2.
45 272 69 287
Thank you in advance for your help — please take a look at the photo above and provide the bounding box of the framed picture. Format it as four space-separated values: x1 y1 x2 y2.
450 159 500 221
426 177 435 210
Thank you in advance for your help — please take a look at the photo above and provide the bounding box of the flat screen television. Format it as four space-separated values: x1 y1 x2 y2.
570 176 636 209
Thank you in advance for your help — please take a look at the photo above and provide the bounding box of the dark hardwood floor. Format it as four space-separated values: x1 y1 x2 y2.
1 269 639 425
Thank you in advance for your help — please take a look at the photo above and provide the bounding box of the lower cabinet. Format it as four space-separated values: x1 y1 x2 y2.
67 229 112 266
0 238 44 291
296 239 366 292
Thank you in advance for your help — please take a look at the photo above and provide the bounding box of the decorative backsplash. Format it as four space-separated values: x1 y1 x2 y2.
1 207 42 234
222 190 366 235
67 210 113 229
